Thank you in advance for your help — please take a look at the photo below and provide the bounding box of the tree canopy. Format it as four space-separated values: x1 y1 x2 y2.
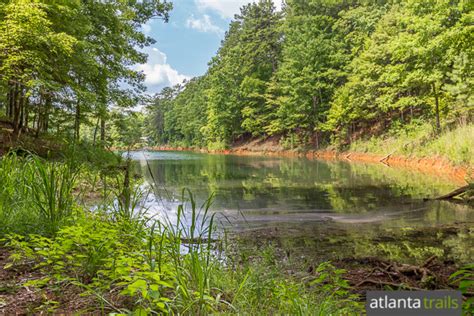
146 0 473 150
0 0 171 145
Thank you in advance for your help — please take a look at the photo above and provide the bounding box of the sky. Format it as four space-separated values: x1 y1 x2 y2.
137 0 282 94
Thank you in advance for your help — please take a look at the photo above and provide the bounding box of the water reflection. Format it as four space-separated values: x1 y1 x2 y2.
131 151 473 263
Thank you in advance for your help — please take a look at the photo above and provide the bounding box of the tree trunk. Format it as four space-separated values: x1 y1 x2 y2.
121 158 131 213
7 82 15 119
6 84 11 118
23 97 29 130
347 125 351 144
19 92 24 131
74 100 81 141
35 92 43 138
100 116 106 146
43 94 51 133
315 130 319 149
93 117 100 146
432 82 441 133
99 91 107 147
35 112 41 138
12 84 23 139
32 108 37 134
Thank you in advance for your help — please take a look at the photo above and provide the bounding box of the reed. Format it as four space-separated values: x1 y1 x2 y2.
30 157 78 235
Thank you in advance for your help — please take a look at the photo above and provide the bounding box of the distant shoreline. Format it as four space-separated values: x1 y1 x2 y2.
113 145 471 185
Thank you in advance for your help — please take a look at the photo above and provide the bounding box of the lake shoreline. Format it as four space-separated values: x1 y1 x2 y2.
116 145 471 185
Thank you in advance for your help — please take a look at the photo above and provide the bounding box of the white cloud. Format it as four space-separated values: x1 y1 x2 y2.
195 0 283 18
137 47 191 93
186 14 224 34
138 63 189 87
142 23 152 34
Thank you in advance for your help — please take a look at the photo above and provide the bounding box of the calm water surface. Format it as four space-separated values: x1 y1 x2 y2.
130 151 473 263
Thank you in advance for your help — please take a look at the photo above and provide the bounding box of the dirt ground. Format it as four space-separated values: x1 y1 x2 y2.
0 248 99 315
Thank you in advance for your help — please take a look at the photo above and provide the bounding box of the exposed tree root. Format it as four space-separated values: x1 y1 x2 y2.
337 256 455 292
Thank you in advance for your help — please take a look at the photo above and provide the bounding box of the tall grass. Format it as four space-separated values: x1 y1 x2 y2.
164 189 219 314
349 122 474 165
0 154 36 235
0 153 79 236
30 157 78 235
422 124 474 164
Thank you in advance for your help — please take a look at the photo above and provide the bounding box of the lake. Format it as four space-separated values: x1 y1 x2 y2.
130 150 473 264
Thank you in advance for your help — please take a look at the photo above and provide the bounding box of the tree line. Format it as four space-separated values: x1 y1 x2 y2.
0 0 171 144
146 0 473 150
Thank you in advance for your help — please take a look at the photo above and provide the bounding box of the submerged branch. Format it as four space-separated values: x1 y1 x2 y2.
424 185 470 201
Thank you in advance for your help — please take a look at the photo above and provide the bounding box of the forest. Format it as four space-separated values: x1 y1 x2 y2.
0 0 170 149
0 0 473 314
146 0 473 159
1 0 472 159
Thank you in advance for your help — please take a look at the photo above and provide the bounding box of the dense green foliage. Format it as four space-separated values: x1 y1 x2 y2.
0 153 362 314
0 0 170 145
146 0 473 150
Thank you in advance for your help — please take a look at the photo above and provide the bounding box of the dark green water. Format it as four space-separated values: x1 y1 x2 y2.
131 151 473 264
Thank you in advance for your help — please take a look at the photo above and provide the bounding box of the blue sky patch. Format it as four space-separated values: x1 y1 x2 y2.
138 0 282 94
